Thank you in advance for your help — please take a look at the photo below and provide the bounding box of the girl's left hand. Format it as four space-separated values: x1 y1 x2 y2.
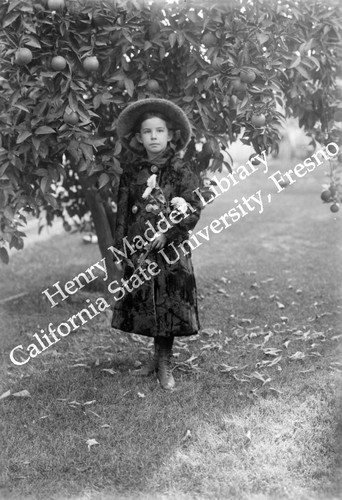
150 232 167 250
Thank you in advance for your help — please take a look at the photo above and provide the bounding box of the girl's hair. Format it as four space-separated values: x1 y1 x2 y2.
134 111 173 133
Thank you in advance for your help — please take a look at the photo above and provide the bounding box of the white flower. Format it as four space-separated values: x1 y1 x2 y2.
171 197 188 214
142 174 157 199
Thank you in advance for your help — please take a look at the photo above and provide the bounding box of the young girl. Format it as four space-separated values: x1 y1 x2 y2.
111 98 202 390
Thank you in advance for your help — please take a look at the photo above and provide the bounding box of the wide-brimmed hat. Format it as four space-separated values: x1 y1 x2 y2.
116 98 192 152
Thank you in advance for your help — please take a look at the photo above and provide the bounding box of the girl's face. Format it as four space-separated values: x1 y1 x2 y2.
136 116 173 159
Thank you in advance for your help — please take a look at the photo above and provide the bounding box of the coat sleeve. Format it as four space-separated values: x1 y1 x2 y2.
113 171 130 252
165 163 202 243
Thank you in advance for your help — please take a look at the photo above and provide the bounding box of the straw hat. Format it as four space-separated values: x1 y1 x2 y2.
116 98 192 152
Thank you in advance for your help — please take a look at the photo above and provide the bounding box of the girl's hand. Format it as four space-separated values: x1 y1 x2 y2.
150 232 167 250
115 261 123 272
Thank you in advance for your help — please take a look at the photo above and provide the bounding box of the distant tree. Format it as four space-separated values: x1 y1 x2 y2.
0 0 341 267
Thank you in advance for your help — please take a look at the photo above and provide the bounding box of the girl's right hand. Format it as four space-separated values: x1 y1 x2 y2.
115 262 123 272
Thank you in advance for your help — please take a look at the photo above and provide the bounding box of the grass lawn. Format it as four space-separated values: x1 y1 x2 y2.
0 156 341 500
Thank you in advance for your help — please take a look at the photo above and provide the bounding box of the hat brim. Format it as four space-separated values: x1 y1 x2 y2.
116 98 192 152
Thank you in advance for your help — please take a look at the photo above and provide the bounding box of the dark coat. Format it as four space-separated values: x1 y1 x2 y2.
111 153 202 338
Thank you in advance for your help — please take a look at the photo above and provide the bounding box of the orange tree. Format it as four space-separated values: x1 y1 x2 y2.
0 0 341 269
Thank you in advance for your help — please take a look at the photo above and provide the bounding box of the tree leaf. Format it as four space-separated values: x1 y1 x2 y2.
0 247 9 265
35 126 56 135
289 56 301 68
16 131 32 144
3 12 20 28
124 78 135 97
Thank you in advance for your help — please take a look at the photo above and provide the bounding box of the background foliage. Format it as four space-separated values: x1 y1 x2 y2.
0 0 341 265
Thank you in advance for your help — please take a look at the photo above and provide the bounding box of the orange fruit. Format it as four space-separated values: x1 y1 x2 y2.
14 48 33 66
146 79 160 92
330 203 340 213
232 79 247 93
251 113 266 127
63 110 79 125
202 142 214 156
201 32 217 47
83 56 99 72
51 56 67 71
320 189 332 202
240 69 256 84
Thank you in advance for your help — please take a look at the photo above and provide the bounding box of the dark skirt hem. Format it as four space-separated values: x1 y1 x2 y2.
111 325 199 338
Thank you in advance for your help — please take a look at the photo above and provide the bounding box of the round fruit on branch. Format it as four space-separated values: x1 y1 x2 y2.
320 189 332 202
63 109 79 125
51 56 67 71
232 79 248 93
240 69 256 84
83 56 99 72
14 48 33 66
146 79 160 92
251 113 266 127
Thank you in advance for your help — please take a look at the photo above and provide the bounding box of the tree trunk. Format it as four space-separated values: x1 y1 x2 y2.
78 175 117 282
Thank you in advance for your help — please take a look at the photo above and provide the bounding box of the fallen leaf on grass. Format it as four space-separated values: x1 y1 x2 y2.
137 392 146 398
329 362 342 371
0 390 11 401
13 390 31 398
263 347 282 356
248 372 271 385
184 354 198 364
219 364 237 373
201 328 218 337
262 331 273 344
101 424 111 428
244 429 252 448
181 429 192 443
87 410 101 418
269 387 283 394
256 356 282 368
238 318 252 325
276 301 285 309
283 340 291 348
86 438 99 451
101 369 117 375
233 374 249 382
289 351 305 360
83 400 96 406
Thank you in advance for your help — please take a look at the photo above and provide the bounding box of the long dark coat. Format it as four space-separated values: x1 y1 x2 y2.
111 153 202 338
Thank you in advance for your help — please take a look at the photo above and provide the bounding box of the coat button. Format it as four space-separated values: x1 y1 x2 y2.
132 205 138 214
145 204 153 212
151 165 158 173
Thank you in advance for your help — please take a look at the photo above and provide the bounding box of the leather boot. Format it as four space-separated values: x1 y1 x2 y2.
132 338 159 376
157 338 175 390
